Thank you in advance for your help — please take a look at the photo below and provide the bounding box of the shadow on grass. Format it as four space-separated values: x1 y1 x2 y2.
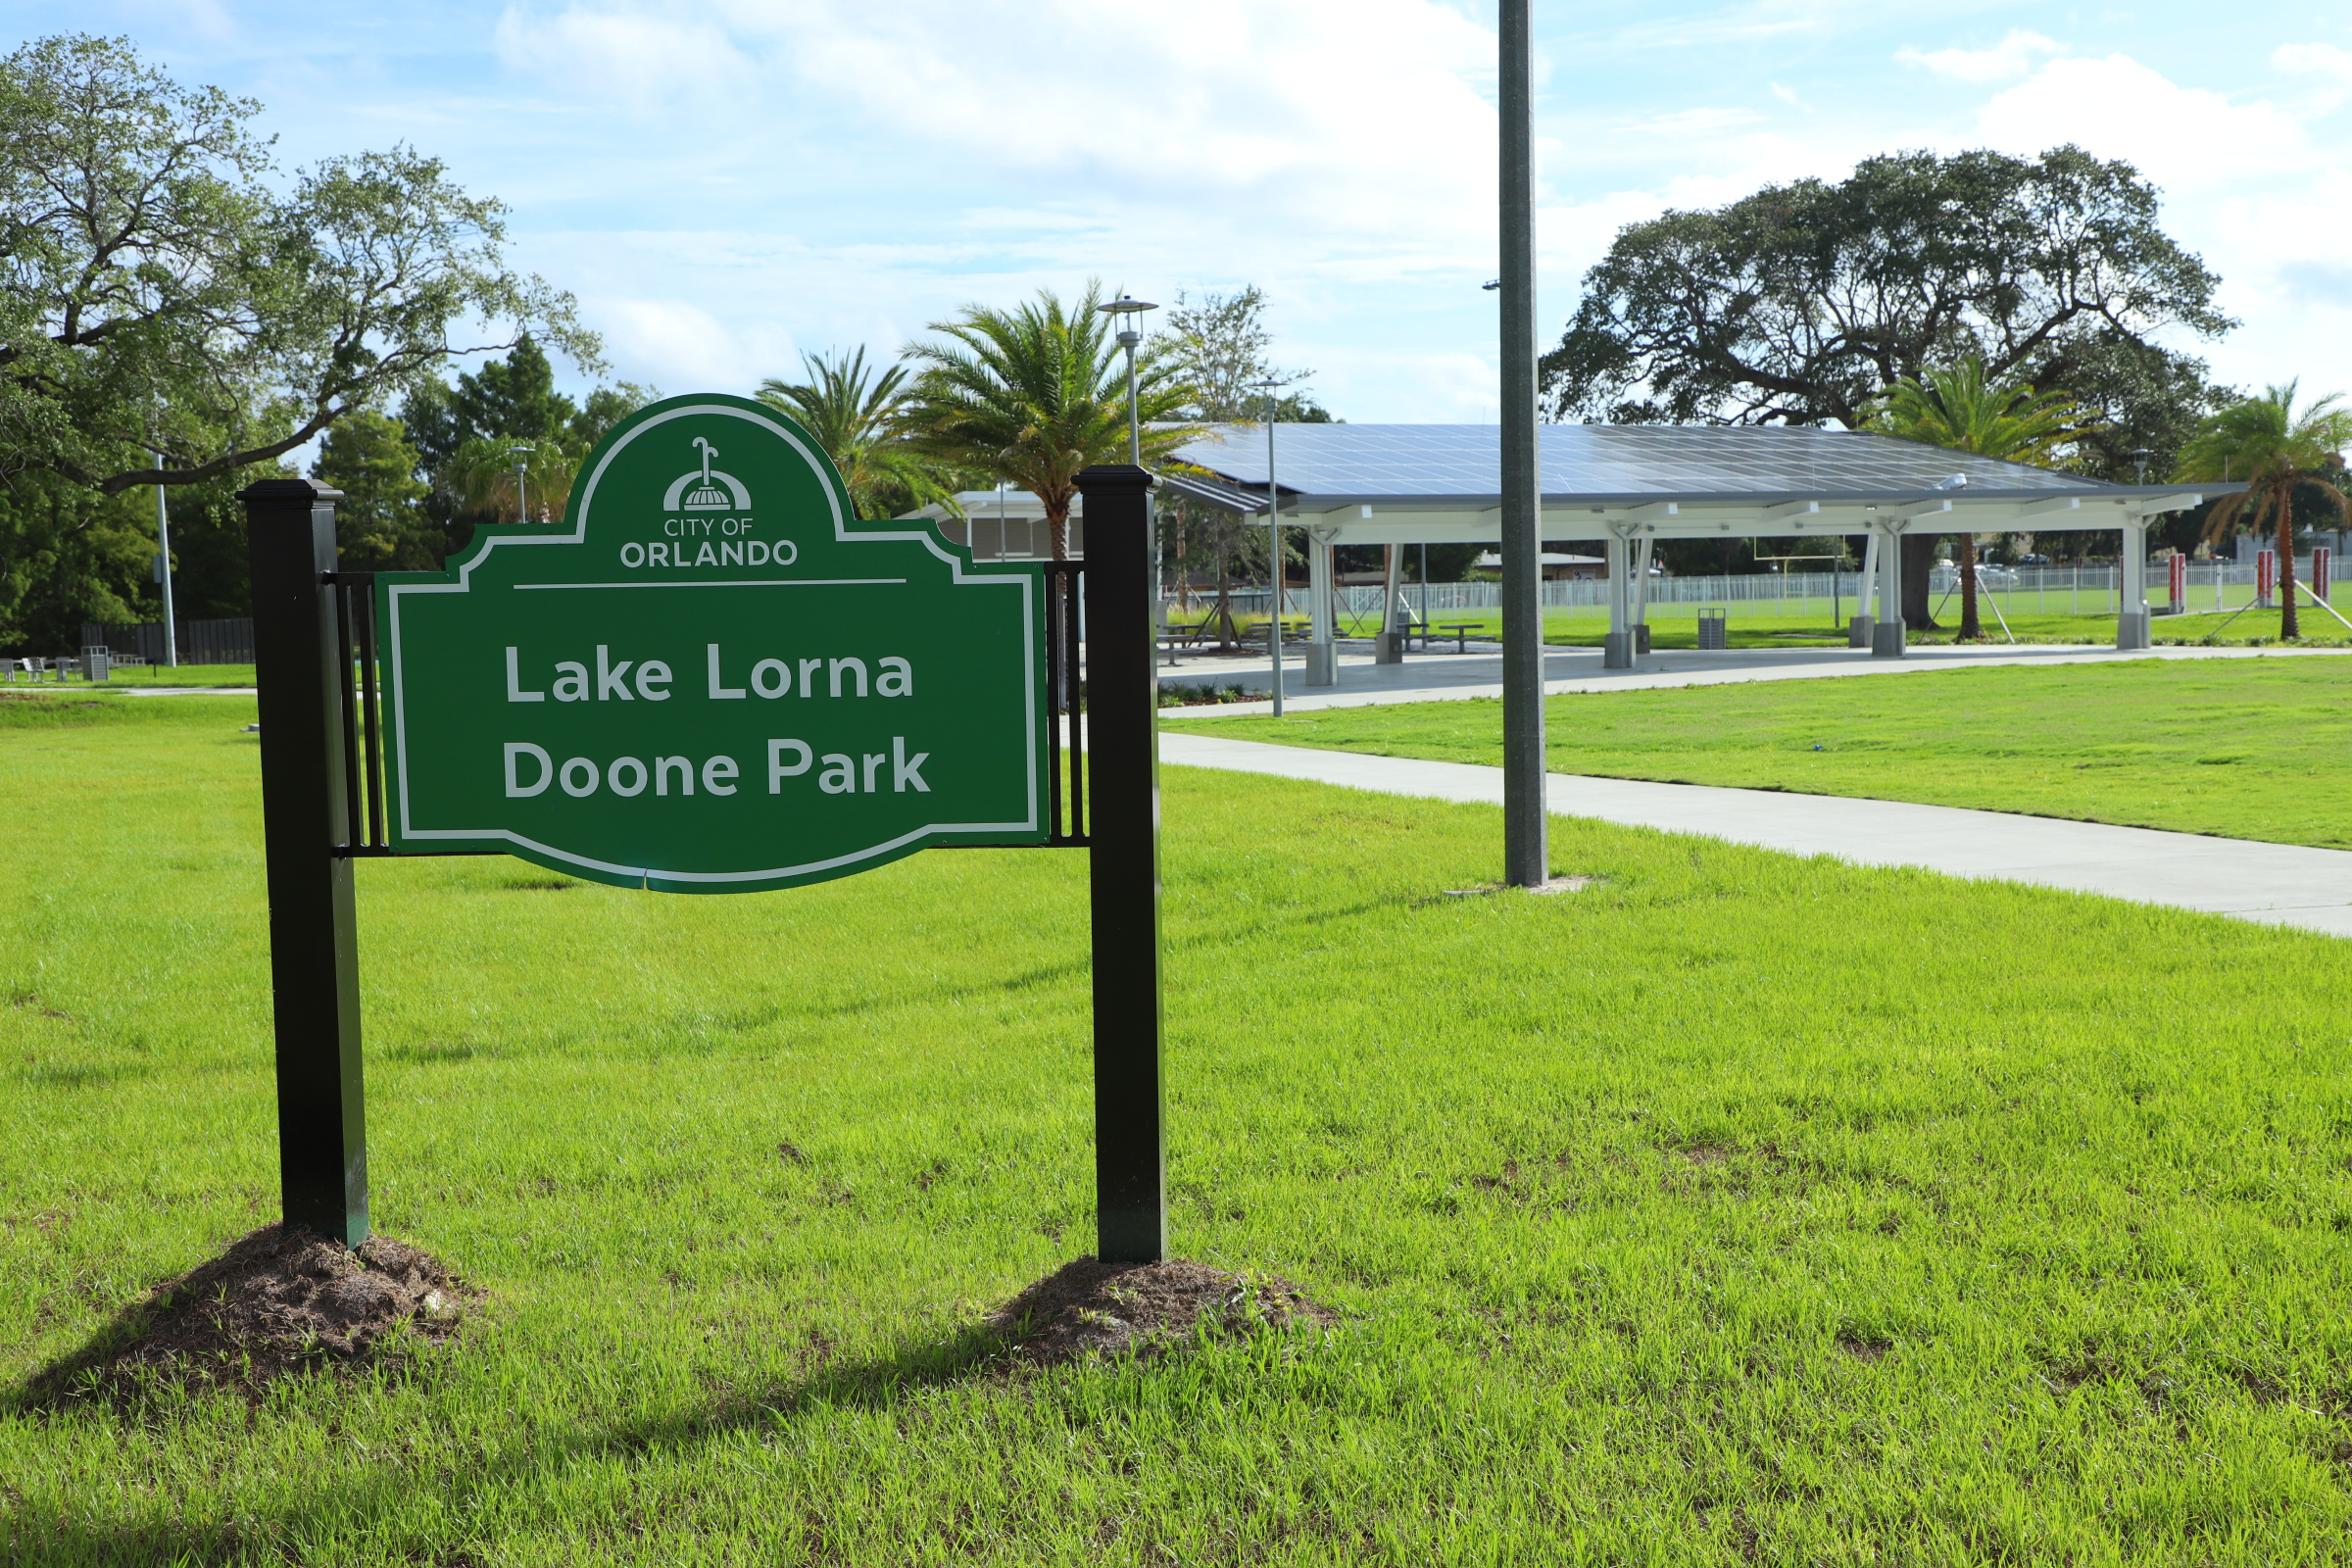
9 1315 1023 1563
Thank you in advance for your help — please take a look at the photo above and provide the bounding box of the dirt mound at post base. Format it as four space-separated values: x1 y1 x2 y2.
988 1256 1332 1365
27 1224 477 1405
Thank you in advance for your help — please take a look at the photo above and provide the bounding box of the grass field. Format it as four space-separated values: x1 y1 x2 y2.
7 694 2352 1562
1169 655 2352 850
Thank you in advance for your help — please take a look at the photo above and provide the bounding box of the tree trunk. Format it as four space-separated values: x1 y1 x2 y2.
1047 498 1069 563
2276 487 2300 639
1901 534 1941 630
1213 538 1236 650
1958 532 1982 640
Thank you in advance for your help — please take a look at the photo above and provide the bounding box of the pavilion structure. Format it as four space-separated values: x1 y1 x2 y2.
1151 423 2234 679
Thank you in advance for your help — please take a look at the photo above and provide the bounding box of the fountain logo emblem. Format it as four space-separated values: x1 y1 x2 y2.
662 435 751 511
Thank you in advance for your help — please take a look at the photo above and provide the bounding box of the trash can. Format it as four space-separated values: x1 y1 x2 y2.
1696 612 1728 650
81 647 111 683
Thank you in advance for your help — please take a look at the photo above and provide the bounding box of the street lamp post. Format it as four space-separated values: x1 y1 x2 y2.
510 444 535 525
1250 377 1289 717
151 449 177 668
1096 295 1158 466
1096 293 1160 658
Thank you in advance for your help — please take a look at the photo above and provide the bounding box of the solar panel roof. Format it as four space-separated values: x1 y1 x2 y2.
1168 423 2123 503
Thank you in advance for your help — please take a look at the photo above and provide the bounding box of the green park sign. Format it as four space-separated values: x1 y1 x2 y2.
375 394 1049 891
241 421 1161 1264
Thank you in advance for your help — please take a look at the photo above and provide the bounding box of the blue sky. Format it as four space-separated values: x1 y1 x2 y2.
27 1 2352 420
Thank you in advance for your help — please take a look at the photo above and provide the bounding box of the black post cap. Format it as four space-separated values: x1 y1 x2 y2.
1075 465 1155 493
238 476 346 504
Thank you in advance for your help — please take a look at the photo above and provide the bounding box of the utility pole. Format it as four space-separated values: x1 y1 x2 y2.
1497 0 1548 886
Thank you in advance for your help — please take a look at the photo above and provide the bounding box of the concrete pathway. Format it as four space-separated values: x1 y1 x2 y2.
1160 732 2352 938
1159 641 2352 717
116 685 258 696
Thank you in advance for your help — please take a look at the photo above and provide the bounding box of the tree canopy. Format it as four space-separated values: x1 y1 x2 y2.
399 336 652 547
1161 287 1331 424
1541 145 2231 479
0 33 600 498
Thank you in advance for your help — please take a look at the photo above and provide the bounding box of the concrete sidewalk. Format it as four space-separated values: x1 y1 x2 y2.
1159 641 2352 718
1160 732 2352 938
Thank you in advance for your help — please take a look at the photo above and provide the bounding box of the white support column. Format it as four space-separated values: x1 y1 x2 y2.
1603 529 1633 668
2118 515 2150 650
1373 543 1404 664
1850 531 1880 648
1305 532 1337 685
1872 521 1906 657
1631 537 1654 655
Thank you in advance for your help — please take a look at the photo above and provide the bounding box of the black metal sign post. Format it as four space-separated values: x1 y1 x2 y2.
1076 465 1166 1262
241 466 1166 1264
242 477 369 1247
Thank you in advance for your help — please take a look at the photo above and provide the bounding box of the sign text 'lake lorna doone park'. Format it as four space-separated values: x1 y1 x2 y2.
376 394 1051 891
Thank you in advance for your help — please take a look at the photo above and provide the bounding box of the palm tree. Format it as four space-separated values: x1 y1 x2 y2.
1866 357 2086 640
2174 382 2352 640
902 280 1196 560
755 348 957 519
453 435 581 525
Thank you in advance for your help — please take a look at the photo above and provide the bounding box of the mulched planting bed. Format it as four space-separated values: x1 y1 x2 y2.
988 1256 1333 1366
24 1224 478 1406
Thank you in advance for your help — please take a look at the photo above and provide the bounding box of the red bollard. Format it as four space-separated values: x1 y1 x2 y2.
2168 553 2185 613
2258 549 2276 607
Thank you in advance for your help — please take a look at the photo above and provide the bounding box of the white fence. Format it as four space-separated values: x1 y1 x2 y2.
1191 561 2336 624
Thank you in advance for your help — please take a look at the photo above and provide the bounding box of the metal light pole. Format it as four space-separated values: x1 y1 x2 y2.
1097 294 1160 654
152 449 177 667
1097 295 1158 466
510 444 534 524
1497 0 1547 886
1250 377 1289 716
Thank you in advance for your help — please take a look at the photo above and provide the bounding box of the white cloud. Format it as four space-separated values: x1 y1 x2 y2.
1896 29 2064 83
1972 53 2308 192
591 297 798 390
2274 42 2352 85
496 0 1498 238
492 8 754 114
1622 107 1767 138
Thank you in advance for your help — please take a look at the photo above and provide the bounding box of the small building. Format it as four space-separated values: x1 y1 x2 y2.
1468 550 1607 581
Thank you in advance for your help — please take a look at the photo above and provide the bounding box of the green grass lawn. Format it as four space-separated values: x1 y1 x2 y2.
7 694 2352 1562
1170 655 2352 850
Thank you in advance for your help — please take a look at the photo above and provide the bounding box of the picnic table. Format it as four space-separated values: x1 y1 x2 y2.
1431 621 1487 654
